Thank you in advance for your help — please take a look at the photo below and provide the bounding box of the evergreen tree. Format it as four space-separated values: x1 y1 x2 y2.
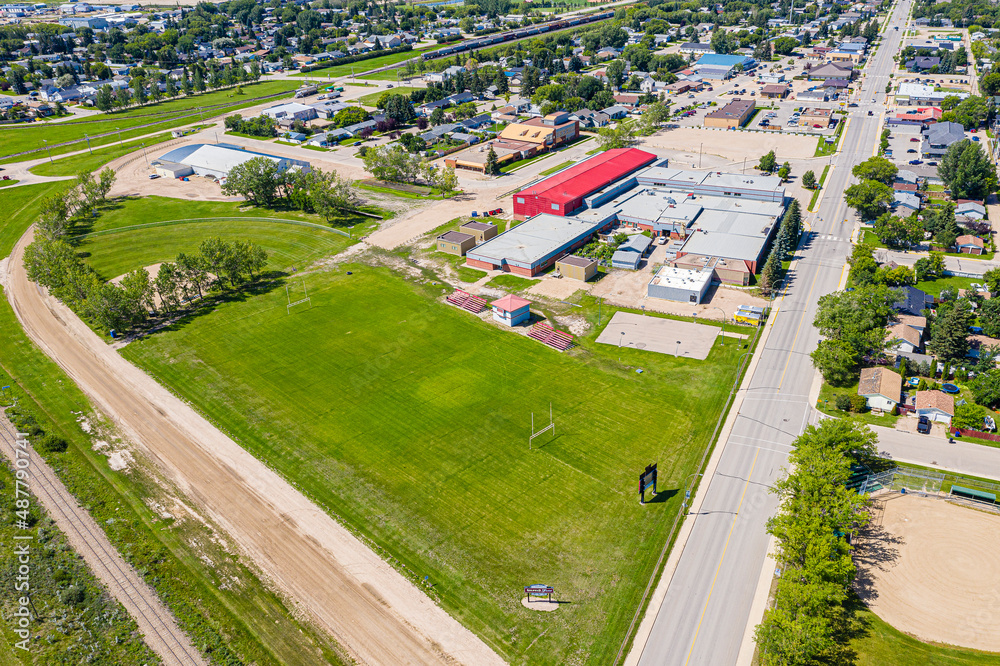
484 145 500 176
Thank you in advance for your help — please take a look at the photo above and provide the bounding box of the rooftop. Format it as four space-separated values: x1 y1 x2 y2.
468 214 603 266
491 294 531 312
516 147 658 207
916 389 955 415
858 366 902 400
649 265 713 290
439 231 475 243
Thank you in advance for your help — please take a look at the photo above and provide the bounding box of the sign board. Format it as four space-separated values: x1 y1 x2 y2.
639 463 657 504
524 584 554 602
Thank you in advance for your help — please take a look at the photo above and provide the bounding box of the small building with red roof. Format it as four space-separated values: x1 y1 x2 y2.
512 148 658 220
491 294 532 326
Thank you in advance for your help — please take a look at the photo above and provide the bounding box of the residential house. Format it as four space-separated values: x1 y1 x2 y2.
602 105 630 120
915 390 955 424
679 42 714 56
895 286 934 315
886 322 923 353
956 201 986 220
922 121 965 157
894 191 921 212
570 108 610 128
955 234 985 255
857 367 902 412
906 56 941 71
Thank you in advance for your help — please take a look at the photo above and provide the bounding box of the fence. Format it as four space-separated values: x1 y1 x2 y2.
953 427 1000 442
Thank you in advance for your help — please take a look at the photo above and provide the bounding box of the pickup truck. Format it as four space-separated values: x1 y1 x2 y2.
917 416 931 434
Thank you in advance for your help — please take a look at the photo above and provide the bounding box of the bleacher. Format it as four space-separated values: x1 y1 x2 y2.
447 289 487 314
528 322 574 351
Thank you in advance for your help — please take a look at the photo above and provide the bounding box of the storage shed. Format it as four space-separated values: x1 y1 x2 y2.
437 231 477 256
556 255 598 281
460 221 499 243
647 265 712 303
491 294 531 327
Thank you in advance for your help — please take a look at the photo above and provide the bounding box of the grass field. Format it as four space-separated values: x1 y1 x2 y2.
29 129 190 177
74 196 363 279
118 263 751 664
915 274 975 297
358 86 421 106
486 273 540 290
854 609 1000 665
538 160 575 177
0 186 348 665
293 49 429 78
0 81 301 163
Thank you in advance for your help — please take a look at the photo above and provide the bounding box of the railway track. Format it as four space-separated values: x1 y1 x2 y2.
0 417 205 666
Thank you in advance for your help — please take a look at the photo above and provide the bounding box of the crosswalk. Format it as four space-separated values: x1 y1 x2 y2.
815 234 849 242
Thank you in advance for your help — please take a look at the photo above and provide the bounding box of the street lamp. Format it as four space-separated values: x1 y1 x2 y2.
681 472 703 512
42 139 52 163
141 142 147 165
693 306 726 345
619 330 626 347
675 339 682 356
115 127 123 147
84 133 93 154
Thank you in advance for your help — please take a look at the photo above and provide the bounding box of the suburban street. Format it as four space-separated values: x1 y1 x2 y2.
631 2 913 664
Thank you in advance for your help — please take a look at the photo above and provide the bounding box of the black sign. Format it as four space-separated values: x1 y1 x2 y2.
639 463 657 493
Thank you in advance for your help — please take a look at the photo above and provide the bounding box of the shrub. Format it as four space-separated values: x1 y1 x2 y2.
60 585 85 606
849 394 868 412
39 434 68 453
835 394 851 411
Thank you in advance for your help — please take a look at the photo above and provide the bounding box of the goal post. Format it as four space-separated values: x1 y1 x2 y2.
286 281 312 315
529 403 554 450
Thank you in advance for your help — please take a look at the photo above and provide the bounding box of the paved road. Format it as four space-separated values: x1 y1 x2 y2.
874 424 1000 479
631 3 913 664
874 247 997 277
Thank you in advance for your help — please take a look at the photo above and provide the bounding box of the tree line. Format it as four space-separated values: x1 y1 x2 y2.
92 61 262 113
25 234 268 334
220 157 362 223
754 419 878 665
760 198 803 296
360 145 459 192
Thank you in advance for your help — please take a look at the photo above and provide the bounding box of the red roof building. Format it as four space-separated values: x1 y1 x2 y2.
512 148 658 220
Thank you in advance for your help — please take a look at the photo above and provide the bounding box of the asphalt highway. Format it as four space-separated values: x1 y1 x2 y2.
633 2 913 664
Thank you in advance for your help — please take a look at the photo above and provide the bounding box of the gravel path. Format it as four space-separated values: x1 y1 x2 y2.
4 226 504 666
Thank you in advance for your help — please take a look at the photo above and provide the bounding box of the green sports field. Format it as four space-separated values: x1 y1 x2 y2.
106 251 752 663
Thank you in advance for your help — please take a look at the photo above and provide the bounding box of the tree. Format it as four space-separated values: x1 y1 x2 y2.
484 145 500 176
95 84 114 112
771 36 799 55
844 180 894 221
811 338 859 386
778 162 791 182
953 402 991 431
331 106 370 128
983 267 1000 294
605 59 626 89
980 72 1000 97
802 170 817 190
950 95 988 130
430 107 445 126
928 298 973 361
377 93 415 124
979 297 1000 338
36 194 70 239
813 284 897 364
969 368 1000 408
220 156 280 207
310 169 359 223
872 213 922 249
361 145 422 184
938 140 997 201
710 29 736 54
596 119 638 150
758 150 777 173
851 156 897 185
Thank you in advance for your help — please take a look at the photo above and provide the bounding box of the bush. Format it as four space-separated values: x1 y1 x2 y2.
835 394 851 411
849 394 868 413
60 585 85 606
39 434 68 453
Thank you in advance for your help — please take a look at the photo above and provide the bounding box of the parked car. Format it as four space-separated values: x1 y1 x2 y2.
148 174 160 179
907 149 917 153
917 416 931 434
848 102 858 107
928 161 938 166
909 159 923 165
910 137 920 142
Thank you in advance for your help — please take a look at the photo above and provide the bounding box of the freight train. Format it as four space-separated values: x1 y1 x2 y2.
423 10 615 60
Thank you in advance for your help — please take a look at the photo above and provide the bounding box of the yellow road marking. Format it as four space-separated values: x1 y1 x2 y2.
684 447 762 666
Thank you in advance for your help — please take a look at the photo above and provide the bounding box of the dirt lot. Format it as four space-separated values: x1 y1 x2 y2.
642 126 820 163
856 492 1000 652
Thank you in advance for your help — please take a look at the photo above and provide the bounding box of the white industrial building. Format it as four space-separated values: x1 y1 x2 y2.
153 143 310 180
261 101 318 122
647 265 713 304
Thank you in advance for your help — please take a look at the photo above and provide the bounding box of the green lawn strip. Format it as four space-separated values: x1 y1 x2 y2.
862 229 888 248
0 179 18 188
485 273 539 291
538 160 576 177
119 265 746 664
0 455 158 664
500 150 555 173
0 81 301 163
807 165 830 212
0 186 348 665
456 265 488 282
926 182 945 192
814 119 846 157
356 180 457 200
915 274 976 297
853 608 1000 665
293 49 428 78
30 130 185 177
816 380 900 427
358 86 421 106
358 69 419 81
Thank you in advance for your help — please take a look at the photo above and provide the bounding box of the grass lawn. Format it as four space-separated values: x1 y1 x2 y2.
293 49 426 78
74 196 362 280
0 81 301 163
807 165 830 212
0 185 347 666
357 179 458 200
538 160 575 177
915 274 975 297
853 609 1000 665
814 120 845 157
862 229 888 248
500 150 555 173
486 273 540 291
30 129 189 177
118 265 750 664
816 380 899 427
358 86 421 106
926 182 945 192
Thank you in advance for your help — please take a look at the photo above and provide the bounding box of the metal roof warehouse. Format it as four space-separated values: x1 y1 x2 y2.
466 214 611 277
513 147 659 219
154 143 311 180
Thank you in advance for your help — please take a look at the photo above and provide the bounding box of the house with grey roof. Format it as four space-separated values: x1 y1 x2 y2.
922 121 965 157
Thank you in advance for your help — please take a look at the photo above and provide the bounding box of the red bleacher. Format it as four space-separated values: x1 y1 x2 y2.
447 289 487 314
528 322 574 351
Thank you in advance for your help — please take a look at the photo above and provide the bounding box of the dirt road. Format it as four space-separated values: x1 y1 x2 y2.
4 227 504 666
0 417 205 666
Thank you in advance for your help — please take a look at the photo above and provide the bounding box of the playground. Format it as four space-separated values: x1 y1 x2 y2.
857 492 1000 652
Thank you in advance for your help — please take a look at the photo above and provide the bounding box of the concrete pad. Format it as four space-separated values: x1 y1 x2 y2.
595 311 719 360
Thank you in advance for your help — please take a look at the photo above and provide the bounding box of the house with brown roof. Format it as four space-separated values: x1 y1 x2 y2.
858 367 903 412
761 84 789 99
915 389 955 424
704 98 755 128
955 234 985 255
887 322 923 353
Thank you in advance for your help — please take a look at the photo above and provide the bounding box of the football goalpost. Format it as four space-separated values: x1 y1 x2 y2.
286 281 312 315
529 403 554 450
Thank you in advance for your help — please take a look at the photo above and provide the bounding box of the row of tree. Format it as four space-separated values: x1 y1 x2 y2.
811 284 897 386
220 158 361 223
360 145 459 192
754 419 877 665
224 113 277 138
760 198 803 295
36 168 116 240
92 62 261 113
